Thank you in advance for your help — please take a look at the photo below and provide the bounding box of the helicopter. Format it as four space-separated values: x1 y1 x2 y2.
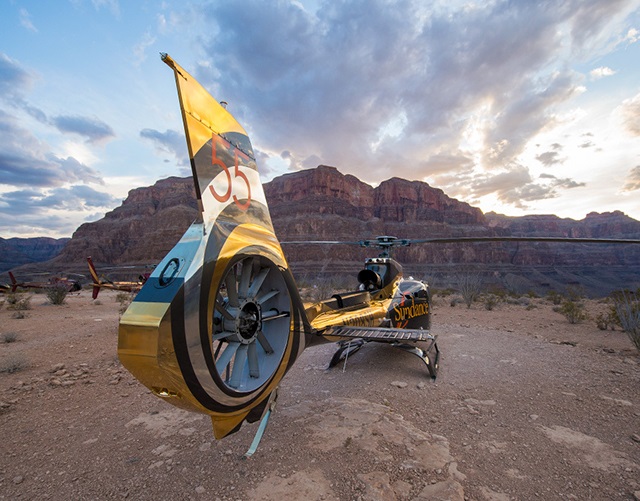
87 257 150 299
117 54 640 451
7 271 82 293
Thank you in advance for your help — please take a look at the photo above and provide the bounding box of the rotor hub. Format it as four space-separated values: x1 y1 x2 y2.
236 301 260 342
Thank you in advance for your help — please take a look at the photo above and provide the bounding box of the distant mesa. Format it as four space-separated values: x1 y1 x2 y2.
5 165 640 296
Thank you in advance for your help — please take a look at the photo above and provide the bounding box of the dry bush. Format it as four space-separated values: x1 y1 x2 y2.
483 294 499 311
456 270 484 309
546 290 563 305
595 309 617 331
6 294 31 311
46 283 69 305
0 354 27 374
558 299 587 324
613 292 640 350
0 332 19 344
116 292 134 316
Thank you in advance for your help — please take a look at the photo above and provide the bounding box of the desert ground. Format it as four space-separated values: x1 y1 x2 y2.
0 288 638 501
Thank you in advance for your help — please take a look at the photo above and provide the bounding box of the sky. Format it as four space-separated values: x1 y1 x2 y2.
1 0 639 238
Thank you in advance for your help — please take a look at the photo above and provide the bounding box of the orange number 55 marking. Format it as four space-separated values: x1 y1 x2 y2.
209 135 251 211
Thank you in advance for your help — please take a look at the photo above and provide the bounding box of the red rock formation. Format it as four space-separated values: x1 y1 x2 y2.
36 166 640 295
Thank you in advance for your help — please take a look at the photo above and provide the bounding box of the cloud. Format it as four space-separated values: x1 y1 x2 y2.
0 52 33 98
19 8 37 32
0 109 104 187
1 53 115 143
194 0 629 210
0 183 118 237
536 151 564 166
51 114 115 143
132 31 156 66
0 185 117 216
619 92 640 136
450 164 586 208
623 165 640 191
625 28 639 44
140 128 188 166
589 66 615 79
91 0 120 17
0 211 76 237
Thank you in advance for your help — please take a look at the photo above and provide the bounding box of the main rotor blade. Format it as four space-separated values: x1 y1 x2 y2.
406 236 640 245
282 236 640 246
281 240 362 245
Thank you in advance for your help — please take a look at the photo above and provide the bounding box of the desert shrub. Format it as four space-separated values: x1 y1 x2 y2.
456 270 484 309
0 354 27 374
566 286 585 302
116 292 134 315
46 283 69 305
450 296 464 307
484 294 499 311
6 294 31 312
558 299 587 324
613 292 640 350
546 290 563 305
432 288 456 298
595 309 617 331
0 332 19 344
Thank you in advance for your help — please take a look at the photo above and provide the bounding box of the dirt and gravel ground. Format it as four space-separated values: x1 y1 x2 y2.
0 289 638 501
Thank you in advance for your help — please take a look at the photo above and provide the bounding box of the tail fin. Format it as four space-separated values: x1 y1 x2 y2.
119 54 312 440
87 257 102 299
8 272 18 293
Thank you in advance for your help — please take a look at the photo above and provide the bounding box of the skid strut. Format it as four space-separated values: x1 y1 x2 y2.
324 326 439 379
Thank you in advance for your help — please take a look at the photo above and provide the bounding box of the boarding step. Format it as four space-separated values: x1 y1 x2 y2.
323 325 435 342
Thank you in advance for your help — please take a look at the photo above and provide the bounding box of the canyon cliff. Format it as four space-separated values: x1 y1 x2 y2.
24 166 640 295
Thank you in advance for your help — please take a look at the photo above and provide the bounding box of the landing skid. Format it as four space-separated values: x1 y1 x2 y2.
325 326 439 379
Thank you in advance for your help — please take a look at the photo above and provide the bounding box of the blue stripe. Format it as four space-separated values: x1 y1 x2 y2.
135 276 185 303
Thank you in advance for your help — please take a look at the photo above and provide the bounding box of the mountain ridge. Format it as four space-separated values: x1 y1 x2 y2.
6 166 640 295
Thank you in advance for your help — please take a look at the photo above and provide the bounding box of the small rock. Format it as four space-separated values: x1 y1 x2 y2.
390 381 408 388
631 434 640 443
529 414 539 421
50 363 65 372
195 486 205 494
13 475 24 484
